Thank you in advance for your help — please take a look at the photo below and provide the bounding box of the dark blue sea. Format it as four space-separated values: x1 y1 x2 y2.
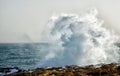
0 43 49 69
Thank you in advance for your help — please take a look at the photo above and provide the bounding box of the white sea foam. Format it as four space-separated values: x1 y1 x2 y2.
38 9 120 67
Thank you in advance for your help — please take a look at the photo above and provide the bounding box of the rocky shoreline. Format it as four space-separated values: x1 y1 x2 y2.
1 63 120 76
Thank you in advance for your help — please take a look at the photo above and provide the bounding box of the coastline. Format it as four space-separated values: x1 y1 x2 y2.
1 63 120 76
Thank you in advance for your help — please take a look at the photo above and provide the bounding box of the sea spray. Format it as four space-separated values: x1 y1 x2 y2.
38 9 120 67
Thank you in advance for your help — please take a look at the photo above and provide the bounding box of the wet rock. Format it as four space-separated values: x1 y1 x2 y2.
2 63 120 76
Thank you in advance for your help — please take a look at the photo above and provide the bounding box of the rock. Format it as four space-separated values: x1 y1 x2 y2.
2 63 120 76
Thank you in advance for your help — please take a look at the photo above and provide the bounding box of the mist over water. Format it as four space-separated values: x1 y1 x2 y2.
38 9 120 67
0 9 120 69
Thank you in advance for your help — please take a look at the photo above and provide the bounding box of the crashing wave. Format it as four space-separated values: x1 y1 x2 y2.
38 9 120 67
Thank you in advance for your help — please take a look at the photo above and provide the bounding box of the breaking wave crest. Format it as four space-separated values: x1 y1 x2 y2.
38 9 120 67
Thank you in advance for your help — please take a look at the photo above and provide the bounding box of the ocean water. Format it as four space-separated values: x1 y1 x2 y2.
0 43 50 69
0 9 120 69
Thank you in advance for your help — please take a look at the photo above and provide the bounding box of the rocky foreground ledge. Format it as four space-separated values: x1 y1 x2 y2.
1 63 120 76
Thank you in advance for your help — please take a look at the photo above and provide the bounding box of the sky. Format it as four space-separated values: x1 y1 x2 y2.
0 0 120 43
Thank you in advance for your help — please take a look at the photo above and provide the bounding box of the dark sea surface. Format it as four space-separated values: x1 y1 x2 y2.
0 43 49 69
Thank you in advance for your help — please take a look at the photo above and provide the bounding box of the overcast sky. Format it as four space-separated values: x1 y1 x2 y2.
0 0 120 43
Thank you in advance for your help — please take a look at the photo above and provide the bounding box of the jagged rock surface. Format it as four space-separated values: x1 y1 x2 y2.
2 63 120 76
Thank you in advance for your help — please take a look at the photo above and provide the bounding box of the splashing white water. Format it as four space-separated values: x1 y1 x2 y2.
38 9 120 67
